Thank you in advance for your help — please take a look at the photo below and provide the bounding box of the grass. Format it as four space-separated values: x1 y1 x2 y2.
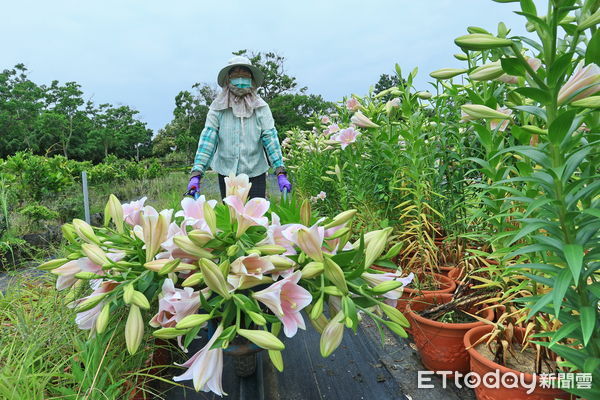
0 274 166 399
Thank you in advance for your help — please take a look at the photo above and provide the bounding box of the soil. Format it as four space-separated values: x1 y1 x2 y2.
437 309 476 324
475 341 557 375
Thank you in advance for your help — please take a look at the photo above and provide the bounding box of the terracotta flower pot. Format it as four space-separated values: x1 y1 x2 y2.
438 266 455 276
448 266 466 284
395 273 456 312
464 325 573 400
406 293 493 374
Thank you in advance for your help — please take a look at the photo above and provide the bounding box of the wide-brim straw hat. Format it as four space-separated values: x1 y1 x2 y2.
217 56 264 87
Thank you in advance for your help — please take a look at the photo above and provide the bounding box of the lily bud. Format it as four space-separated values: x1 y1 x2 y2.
323 257 348 294
74 271 103 280
131 291 150 310
380 303 410 328
152 327 189 339
61 224 78 244
96 303 111 334
454 33 512 50
310 296 324 320
67 252 82 260
237 329 285 351
268 255 295 270
300 199 311 226
158 259 181 276
248 311 267 326
454 53 468 61
579 9 600 31
74 292 109 313
245 249 261 256
302 262 324 279
371 280 404 294
325 227 350 240
429 68 468 80
322 286 344 296
82 243 110 267
219 260 231 276
104 194 124 233
39 258 69 271
572 96 600 109
364 228 393 268
320 311 345 357
461 104 513 120
383 242 404 259
73 219 100 244
254 245 287 255
227 244 240 257
383 320 408 338
268 350 284 372
174 236 213 259
181 272 203 287
188 230 213 247
199 259 231 299
175 314 212 329
309 311 329 333
468 61 504 81
125 305 144 355
324 209 357 229
203 202 217 235
144 259 196 273
416 91 433 99
123 284 134 304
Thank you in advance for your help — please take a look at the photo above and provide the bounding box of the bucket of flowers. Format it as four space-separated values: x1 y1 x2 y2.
40 174 413 396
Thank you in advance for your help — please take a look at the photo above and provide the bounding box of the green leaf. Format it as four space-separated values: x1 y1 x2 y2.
512 87 550 104
553 268 572 317
501 57 527 76
580 306 596 346
508 222 545 245
563 244 584 283
513 105 547 121
548 110 576 145
519 0 536 15
526 291 553 319
584 358 600 373
549 321 578 347
586 29 600 66
548 53 574 87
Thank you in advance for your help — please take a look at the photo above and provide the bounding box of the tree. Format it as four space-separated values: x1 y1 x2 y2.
374 73 404 101
269 94 334 133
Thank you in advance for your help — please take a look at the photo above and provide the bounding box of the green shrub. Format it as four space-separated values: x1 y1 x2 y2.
18 204 59 223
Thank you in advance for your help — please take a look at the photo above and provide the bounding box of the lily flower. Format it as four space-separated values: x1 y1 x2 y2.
173 325 225 395
149 278 201 328
332 127 360 150
122 197 147 227
225 174 252 204
320 115 331 124
175 196 218 231
489 107 513 132
346 98 360 112
52 256 109 290
284 225 325 261
223 196 269 238
228 254 276 289
253 271 312 337
558 61 600 105
496 57 542 85
350 111 380 128
70 280 119 330
140 206 173 262
326 123 340 135
261 212 302 255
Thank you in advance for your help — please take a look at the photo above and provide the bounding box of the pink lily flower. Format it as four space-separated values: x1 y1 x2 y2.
346 98 360 112
323 224 353 255
253 271 312 337
173 324 225 395
326 123 340 135
223 196 269 237
317 191 326 200
175 196 218 231
262 212 302 255
320 115 331 124
332 127 360 150
284 224 325 261
490 107 513 132
70 280 119 330
350 111 380 128
52 255 110 291
149 278 201 328
558 61 600 105
497 57 542 85
225 174 252 204
361 271 414 300
122 197 147 227
228 254 276 289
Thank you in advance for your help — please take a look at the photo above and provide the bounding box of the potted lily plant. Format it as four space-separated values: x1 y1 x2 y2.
40 174 414 396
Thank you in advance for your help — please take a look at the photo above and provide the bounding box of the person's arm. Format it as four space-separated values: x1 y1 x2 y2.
191 110 220 178
258 106 285 175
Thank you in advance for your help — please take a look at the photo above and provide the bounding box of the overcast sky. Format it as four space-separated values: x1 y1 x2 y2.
1 0 543 132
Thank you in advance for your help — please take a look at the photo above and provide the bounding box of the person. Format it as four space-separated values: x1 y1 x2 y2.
186 55 292 200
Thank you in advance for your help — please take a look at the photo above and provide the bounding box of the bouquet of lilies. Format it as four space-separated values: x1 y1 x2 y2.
40 174 413 396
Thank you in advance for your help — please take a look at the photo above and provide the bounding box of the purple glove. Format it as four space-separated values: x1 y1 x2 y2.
186 176 201 196
277 173 292 193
